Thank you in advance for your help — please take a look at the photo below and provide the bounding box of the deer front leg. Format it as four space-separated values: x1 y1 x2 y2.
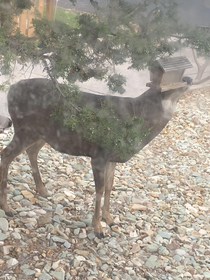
102 162 117 229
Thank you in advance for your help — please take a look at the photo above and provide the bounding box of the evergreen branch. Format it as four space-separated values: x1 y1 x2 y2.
42 58 81 112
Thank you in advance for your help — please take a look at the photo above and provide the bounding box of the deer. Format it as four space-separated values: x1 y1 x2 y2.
0 77 189 238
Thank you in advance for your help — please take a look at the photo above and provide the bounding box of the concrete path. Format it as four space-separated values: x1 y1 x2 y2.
0 47 210 119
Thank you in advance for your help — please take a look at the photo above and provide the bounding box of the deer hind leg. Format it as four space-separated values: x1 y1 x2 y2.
0 129 40 216
91 159 116 238
102 162 117 229
26 139 47 197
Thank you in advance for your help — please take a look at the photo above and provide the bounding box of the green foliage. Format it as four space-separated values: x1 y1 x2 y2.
1 0 210 156
107 74 126 94
50 84 149 159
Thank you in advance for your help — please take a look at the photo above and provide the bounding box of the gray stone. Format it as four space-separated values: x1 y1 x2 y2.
175 249 186 256
19 211 27 217
87 232 95 240
0 218 9 232
72 164 84 170
145 255 160 269
7 258 18 267
64 241 71 249
203 272 210 278
53 215 60 223
79 230 87 239
23 269 36 276
50 271 65 280
125 212 137 222
43 263 51 273
13 189 21 196
80 218 92 227
21 165 31 171
0 232 8 241
67 221 86 228
66 273 71 280
158 230 171 239
11 232 21 240
51 236 66 243
20 264 29 270
0 209 5 217
39 273 52 280
159 246 169 256
174 255 182 262
74 228 80 235
155 234 164 243
115 186 128 191
145 244 159 253
13 195 23 201
101 264 109 271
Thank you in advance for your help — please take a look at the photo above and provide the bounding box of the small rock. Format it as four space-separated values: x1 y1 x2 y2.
0 210 5 217
13 189 21 196
13 195 23 201
131 204 147 211
51 236 66 243
7 258 18 267
27 211 36 217
3 246 12 255
173 255 182 262
78 229 87 239
68 221 86 228
158 230 171 239
52 261 60 270
74 228 80 236
21 190 34 199
37 214 52 227
23 269 36 276
74 250 89 256
43 263 52 273
0 233 8 241
64 241 71 249
125 212 137 222
101 264 109 271
11 232 21 240
203 272 210 278
145 244 159 253
0 218 8 232
175 249 186 256
155 234 164 243
87 232 95 240
38 273 52 280
131 258 142 268
145 255 160 269
159 246 169 256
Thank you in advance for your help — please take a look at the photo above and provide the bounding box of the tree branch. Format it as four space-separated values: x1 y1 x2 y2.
192 75 210 85
42 58 80 112
192 48 200 69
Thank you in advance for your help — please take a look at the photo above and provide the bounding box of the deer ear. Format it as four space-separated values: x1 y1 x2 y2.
0 115 12 130
182 76 193 85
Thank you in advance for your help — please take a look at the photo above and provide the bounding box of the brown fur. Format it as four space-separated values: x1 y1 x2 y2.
0 78 188 238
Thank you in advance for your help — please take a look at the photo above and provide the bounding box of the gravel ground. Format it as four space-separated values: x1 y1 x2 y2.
0 87 210 280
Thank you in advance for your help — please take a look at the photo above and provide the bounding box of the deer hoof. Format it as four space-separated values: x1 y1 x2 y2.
95 231 105 239
37 188 49 198
109 222 119 232
5 211 14 217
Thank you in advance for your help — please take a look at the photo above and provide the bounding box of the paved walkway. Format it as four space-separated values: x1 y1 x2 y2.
0 48 210 118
